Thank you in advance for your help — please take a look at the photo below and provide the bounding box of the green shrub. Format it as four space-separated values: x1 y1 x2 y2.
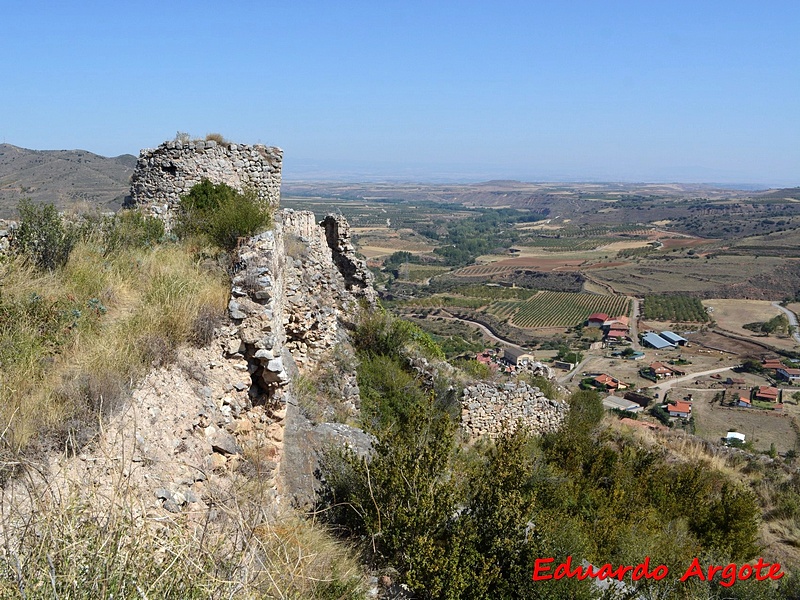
355 310 444 360
175 180 272 250
11 199 77 271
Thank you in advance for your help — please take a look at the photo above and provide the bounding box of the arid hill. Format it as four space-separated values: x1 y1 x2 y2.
0 143 134 217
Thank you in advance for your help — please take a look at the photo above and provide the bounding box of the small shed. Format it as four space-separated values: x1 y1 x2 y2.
726 431 746 443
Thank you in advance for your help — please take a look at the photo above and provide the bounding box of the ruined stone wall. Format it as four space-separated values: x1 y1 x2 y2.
0 219 14 253
128 140 282 227
461 381 568 439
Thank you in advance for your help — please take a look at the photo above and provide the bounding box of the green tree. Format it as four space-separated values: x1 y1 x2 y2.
11 199 77 270
320 392 464 599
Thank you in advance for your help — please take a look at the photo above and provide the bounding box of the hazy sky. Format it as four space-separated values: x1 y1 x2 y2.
2 1 798 185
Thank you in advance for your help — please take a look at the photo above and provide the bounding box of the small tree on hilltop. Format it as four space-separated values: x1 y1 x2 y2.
11 199 77 271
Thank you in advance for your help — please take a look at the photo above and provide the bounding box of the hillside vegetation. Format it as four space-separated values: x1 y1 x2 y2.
318 311 800 599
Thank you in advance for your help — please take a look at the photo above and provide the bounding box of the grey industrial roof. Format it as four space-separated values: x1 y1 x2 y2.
660 331 688 344
641 332 674 349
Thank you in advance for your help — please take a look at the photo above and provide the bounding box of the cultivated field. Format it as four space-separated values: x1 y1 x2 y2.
590 255 789 296
492 291 630 328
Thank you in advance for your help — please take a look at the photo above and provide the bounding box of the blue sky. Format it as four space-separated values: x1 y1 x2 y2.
2 1 798 185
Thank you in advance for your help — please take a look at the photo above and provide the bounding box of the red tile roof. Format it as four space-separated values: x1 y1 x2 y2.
668 401 692 414
756 386 779 400
588 312 609 322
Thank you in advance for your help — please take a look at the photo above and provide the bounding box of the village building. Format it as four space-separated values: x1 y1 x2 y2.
737 395 752 408
762 359 785 371
476 350 499 372
754 385 780 402
593 373 628 391
667 400 692 418
777 367 800 384
647 361 685 379
602 395 643 413
587 312 609 328
502 347 536 366
603 315 630 329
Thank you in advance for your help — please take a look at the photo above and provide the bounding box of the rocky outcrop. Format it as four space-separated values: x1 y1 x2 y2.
127 140 282 228
461 381 567 439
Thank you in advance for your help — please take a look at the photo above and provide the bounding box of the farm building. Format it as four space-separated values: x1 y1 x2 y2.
603 315 630 330
587 313 609 327
626 351 646 360
502 347 535 366
602 395 643 413
660 331 688 346
667 400 692 418
755 386 780 402
641 332 674 349
606 328 629 341
593 374 628 391
624 391 653 407
737 395 752 408
762 359 785 370
777 367 800 383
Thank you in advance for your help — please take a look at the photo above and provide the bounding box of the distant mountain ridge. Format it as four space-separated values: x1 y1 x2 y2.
0 144 135 218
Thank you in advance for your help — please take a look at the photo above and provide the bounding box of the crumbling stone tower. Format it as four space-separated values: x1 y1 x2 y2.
127 139 282 228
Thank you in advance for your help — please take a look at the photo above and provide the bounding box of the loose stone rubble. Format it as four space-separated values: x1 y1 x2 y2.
461 381 568 439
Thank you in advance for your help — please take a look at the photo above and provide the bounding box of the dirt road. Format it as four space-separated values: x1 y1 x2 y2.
650 366 740 393
773 302 800 344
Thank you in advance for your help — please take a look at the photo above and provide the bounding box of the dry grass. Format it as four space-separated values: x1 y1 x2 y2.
0 454 367 599
0 239 229 452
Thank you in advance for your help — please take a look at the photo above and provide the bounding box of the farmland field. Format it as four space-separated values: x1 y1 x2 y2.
488 291 631 328
703 299 798 351
643 295 710 322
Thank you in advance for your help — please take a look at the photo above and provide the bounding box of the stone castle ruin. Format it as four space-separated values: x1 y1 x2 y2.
127 139 283 228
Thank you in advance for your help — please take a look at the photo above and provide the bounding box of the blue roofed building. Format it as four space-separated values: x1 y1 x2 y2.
660 331 688 346
641 332 675 349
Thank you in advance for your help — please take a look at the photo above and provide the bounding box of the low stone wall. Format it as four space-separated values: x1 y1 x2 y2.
461 381 567 439
0 220 15 253
128 140 282 228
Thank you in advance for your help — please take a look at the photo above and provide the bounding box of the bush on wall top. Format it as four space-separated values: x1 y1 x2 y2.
175 179 272 250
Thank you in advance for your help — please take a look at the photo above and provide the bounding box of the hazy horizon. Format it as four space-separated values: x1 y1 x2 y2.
3 2 798 188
